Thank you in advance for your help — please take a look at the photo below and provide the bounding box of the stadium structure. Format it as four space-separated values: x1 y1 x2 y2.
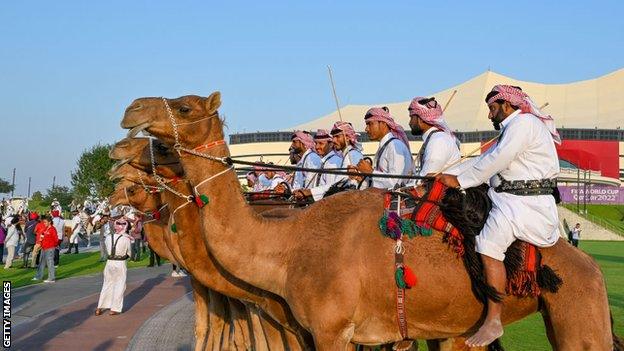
229 68 624 204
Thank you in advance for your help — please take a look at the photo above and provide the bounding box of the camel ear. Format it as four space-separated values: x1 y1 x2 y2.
205 92 222 114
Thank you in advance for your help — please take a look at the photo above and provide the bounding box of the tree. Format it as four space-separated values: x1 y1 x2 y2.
43 186 73 209
71 144 116 202
0 178 14 194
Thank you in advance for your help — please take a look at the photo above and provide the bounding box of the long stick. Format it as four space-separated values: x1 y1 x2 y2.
442 90 458 112
434 102 550 175
327 65 343 121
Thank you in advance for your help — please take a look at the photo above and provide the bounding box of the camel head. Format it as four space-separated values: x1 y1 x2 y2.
110 137 184 176
121 93 224 149
110 179 160 212
109 180 138 207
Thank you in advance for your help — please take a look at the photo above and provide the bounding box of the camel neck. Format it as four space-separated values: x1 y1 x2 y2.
178 147 290 295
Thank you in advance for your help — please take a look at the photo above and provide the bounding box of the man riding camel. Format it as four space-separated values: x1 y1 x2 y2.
290 130 322 190
438 85 561 347
293 129 343 201
407 96 461 179
349 107 413 189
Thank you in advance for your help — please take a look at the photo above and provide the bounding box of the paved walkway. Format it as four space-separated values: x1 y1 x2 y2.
12 264 192 351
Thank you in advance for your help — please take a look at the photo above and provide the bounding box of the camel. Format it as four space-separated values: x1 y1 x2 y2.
110 139 313 350
120 93 622 351
110 137 486 351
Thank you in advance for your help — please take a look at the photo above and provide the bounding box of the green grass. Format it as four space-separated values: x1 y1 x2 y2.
563 204 624 234
501 240 623 350
0 250 154 288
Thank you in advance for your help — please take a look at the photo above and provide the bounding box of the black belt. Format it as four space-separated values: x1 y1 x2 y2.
107 255 129 261
494 176 558 196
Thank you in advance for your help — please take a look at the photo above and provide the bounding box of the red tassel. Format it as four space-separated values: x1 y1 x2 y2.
152 210 161 220
194 196 204 207
171 176 181 184
402 265 417 288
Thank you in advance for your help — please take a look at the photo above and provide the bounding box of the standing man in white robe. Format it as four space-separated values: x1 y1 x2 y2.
290 130 322 190
349 107 413 189
95 216 132 316
407 96 461 182
437 85 561 346
294 129 343 201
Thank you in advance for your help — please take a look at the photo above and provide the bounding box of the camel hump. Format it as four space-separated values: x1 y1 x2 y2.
205 92 221 113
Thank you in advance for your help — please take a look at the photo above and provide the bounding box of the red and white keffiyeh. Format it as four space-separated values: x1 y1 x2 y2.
487 85 561 144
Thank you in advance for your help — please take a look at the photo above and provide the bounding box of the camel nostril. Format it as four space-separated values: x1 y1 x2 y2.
126 103 143 113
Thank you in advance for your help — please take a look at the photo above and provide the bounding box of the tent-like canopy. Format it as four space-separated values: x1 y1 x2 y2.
288 68 624 133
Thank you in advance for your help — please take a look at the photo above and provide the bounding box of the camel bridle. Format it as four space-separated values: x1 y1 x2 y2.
159 97 235 199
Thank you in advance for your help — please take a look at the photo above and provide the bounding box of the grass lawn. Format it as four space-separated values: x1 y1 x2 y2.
0 250 154 288
563 204 624 234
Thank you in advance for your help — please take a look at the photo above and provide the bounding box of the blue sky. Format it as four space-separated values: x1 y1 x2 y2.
1 0 622 196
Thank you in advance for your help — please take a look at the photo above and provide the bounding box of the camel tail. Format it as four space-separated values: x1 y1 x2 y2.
613 311 624 351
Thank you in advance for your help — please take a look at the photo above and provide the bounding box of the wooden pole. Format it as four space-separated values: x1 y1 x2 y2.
27 177 31 198
442 90 458 112
11 168 15 198
327 66 343 121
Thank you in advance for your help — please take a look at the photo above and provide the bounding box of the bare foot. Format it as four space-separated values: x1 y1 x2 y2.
109 311 121 316
95 308 103 316
465 319 503 347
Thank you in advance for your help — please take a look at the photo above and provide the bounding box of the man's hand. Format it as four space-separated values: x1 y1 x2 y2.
347 165 363 182
356 159 373 174
436 174 461 189
293 189 311 200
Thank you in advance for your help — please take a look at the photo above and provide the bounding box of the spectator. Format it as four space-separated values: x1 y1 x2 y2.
51 210 65 266
127 213 143 262
66 210 82 254
33 215 58 282
571 223 581 247
23 212 39 268
95 217 132 316
0 218 6 263
98 214 112 262
3 216 20 269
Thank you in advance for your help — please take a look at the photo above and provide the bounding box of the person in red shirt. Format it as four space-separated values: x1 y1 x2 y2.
32 215 58 283
30 218 46 268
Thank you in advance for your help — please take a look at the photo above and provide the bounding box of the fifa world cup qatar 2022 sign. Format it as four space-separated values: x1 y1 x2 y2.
558 185 624 205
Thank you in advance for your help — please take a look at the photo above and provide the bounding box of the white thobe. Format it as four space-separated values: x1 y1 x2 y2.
252 174 271 192
456 110 561 261
97 233 132 312
408 128 461 186
52 217 65 241
368 133 413 189
309 150 344 201
292 149 322 190
415 127 461 176
266 176 286 190
70 214 82 244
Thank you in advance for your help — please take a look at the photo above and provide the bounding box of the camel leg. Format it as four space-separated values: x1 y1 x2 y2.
249 304 285 351
227 298 253 350
190 278 210 351
246 304 270 351
539 241 613 350
206 290 227 351
283 328 304 351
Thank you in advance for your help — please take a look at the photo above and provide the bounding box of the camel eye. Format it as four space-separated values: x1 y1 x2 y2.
179 106 191 113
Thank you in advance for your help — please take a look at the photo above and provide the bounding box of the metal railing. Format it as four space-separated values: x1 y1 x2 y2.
568 208 624 237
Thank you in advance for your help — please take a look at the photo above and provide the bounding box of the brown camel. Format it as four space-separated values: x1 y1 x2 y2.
111 137 482 351
111 173 302 351
110 140 312 350
120 93 620 350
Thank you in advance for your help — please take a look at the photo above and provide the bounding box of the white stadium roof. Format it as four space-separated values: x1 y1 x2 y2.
288 68 624 133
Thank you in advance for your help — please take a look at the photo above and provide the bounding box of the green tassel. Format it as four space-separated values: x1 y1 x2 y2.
199 194 209 205
395 267 407 289
170 223 177 233
401 220 419 239
420 227 433 236
378 215 388 236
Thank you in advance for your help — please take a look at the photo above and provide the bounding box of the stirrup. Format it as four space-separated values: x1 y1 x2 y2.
392 340 415 351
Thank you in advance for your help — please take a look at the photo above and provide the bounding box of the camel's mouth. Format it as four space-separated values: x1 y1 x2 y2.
109 159 131 174
108 168 126 181
126 122 152 138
